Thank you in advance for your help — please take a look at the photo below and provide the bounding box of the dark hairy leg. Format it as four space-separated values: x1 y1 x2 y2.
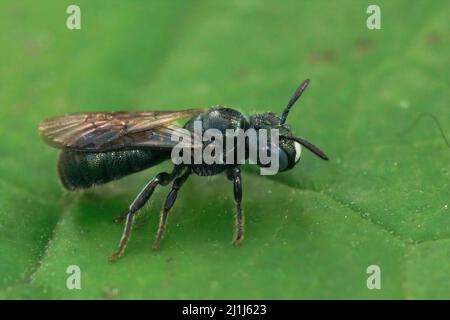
152 168 191 251
108 169 178 261
231 166 244 245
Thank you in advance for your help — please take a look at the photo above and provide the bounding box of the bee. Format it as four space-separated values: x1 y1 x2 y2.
39 79 328 261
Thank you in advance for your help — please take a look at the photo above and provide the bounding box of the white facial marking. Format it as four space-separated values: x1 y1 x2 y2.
294 142 302 162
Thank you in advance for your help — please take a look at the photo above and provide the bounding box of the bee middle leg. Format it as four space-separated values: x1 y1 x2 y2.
152 168 191 251
108 169 178 262
230 166 244 246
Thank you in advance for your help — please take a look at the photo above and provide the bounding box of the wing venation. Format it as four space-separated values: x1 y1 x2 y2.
39 109 206 152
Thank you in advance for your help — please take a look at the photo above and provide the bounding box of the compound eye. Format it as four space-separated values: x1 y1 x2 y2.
294 141 302 163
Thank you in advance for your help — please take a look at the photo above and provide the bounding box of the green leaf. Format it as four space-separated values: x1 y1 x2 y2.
0 0 448 299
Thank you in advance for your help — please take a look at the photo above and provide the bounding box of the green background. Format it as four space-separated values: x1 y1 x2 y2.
0 0 449 299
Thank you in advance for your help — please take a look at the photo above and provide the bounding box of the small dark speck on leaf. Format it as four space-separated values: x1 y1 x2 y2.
166 256 174 263
425 32 441 46
25 33 52 56
307 50 336 64
102 287 119 299
353 38 373 56
233 68 250 79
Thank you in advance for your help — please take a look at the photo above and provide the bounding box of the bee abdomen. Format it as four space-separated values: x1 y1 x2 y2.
58 149 169 190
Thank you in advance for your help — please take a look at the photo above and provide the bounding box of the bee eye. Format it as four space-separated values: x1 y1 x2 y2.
294 141 302 163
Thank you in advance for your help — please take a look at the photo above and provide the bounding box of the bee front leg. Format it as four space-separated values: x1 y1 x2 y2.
108 171 175 262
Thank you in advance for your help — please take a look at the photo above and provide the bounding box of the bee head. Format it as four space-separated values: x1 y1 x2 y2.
249 79 328 172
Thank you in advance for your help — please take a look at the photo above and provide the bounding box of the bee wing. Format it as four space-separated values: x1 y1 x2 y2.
39 109 206 152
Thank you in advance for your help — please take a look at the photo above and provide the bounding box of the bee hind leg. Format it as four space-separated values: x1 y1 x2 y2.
152 168 191 251
108 170 176 262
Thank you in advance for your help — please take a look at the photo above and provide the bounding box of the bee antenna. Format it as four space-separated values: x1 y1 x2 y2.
279 79 310 125
281 135 329 161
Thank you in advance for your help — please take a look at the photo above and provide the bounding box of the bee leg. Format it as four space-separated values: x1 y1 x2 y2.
231 166 244 246
152 169 191 251
108 171 175 262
